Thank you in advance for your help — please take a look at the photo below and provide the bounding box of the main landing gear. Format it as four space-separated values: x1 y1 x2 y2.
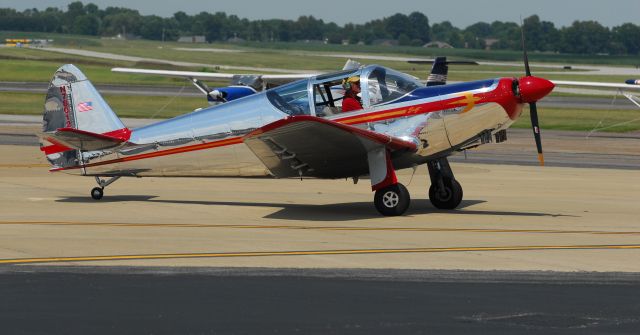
374 183 411 216
427 157 463 210
90 176 120 200
371 157 463 216
370 150 463 215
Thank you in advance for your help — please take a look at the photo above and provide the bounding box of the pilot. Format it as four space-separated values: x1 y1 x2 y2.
341 76 362 112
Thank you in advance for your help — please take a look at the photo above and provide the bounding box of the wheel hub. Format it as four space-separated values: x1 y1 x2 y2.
382 191 400 208
437 187 452 201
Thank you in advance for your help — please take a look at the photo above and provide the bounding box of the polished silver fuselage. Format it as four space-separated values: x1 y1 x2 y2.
71 67 518 178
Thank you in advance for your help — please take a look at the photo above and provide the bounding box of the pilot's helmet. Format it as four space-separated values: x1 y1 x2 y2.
342 76 360 90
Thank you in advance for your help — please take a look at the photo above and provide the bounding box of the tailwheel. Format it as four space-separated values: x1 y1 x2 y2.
91 187 104 200
429 178 463 210
374 183 411 216
90 176 120 200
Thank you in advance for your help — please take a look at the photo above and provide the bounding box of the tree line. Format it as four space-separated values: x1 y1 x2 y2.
1 2 639 55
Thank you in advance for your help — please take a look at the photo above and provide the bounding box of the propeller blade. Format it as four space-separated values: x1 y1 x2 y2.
522 21 543 165
521 25 531 77
529 102 544 166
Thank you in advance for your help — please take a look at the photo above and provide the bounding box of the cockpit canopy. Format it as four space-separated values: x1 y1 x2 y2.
266 65 423 117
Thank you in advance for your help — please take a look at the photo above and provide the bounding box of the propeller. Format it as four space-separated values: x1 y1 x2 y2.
190 77 227 103
521 25 545 166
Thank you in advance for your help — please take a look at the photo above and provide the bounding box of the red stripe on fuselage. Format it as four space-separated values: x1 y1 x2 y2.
333 78 519 124
50 136 243 172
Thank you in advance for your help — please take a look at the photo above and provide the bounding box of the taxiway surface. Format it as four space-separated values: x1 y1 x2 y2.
1 142 639 270
2 122 640 332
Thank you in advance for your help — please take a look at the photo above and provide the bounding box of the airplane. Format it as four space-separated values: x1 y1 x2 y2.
39 43 557 216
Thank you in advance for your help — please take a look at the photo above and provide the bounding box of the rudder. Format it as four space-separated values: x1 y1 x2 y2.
41 64 128 169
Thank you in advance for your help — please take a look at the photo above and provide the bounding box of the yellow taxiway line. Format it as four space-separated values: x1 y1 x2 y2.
1 221 639 236
1 244 640 265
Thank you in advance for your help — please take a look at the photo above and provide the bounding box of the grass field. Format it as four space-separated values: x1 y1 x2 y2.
513 107 640 133
1 32 639 133
0 46 634 85
3 31 638 66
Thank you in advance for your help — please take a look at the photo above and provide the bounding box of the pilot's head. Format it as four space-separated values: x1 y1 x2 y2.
342 76 360 93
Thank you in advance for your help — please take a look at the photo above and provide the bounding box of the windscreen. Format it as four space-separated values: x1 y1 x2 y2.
366 67 421 106
266 81 310 116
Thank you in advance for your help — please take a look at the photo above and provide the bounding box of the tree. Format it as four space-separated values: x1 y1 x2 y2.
465 22 492 38
139 15 164 40
431 21 461 45
560 20 610 54
72 14 100 35
612 23 640 55
407 11 430 43
102 10 141 36
398 33 411 46
385 13 411 40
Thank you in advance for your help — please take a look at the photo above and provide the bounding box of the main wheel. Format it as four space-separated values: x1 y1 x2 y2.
429 179 463 209
374 183 410 216
91 187 104 200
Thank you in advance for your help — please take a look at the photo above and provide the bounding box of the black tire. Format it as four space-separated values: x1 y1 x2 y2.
374 183 411 216
91 187 104 200
429 179 463 209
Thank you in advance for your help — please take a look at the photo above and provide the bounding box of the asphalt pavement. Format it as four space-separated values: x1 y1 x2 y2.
2 267 639 334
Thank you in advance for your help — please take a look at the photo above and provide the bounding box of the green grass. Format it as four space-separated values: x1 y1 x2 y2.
0 48 231 85
0 46 633 86
513 106 640 132
3 30 640 67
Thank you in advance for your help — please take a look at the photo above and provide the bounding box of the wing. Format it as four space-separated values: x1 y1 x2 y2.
243 116 417 179
552 80 640 90
111 67 316 87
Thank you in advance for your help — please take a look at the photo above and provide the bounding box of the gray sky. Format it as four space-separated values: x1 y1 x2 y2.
4 0 639 28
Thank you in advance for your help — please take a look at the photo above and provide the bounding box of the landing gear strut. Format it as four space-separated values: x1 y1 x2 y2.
427 157 463 209
90 176 120 200
368 148 411 216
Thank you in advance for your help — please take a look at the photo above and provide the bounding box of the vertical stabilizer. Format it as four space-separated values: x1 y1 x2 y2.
41 64 127 169
426 57 448 86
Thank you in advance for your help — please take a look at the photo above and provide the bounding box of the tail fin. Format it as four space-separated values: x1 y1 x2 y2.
426 57 448 86
40 64 128 169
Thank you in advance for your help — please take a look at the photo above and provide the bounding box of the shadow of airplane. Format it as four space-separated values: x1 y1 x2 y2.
56 196 577 222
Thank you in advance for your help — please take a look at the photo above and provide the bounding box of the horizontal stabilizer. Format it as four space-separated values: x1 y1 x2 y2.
243 116 416 179
40 128 130 152
407 60 479 65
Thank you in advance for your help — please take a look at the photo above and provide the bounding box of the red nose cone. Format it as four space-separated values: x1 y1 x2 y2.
519 76 555 103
